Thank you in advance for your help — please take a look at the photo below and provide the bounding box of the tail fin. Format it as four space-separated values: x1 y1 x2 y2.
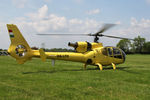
7 24 33 64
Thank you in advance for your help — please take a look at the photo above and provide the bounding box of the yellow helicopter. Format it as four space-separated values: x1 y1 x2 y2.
7 24 133 70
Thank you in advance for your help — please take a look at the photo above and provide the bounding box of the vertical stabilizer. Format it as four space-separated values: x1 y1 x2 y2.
7 24 32 64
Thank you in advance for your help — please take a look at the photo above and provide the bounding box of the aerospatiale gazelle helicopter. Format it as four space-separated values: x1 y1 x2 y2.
7 24 134 70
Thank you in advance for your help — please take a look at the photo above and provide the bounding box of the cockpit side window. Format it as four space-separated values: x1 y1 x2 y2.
113 48 121 55
107 48 113 57
102 48 108 56
113 48 122 59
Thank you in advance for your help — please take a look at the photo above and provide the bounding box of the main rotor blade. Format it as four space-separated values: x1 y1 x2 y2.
37 33 90 36
94 24 116 35
101 34 134 40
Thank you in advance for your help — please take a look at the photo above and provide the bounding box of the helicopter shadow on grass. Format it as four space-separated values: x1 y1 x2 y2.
22 68 95 74
116 66 141 74
22 69 83 74
22 66 138 75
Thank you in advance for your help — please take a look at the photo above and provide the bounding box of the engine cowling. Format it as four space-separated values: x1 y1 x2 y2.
68 42 103 53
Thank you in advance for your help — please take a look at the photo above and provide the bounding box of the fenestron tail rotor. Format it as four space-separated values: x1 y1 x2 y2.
37 24 134 42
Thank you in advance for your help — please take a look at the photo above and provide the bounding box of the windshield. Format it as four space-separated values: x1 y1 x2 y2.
120 49 126 62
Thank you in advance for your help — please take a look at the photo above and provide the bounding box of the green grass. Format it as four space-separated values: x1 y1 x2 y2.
0 55 150 100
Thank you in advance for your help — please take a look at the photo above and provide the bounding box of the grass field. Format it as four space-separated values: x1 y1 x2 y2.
0 55 150 100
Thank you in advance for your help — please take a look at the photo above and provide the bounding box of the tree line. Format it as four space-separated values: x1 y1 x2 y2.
116 36 150 54
31 47 75 52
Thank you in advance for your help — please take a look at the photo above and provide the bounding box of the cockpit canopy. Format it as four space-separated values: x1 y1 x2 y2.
102 47 126 62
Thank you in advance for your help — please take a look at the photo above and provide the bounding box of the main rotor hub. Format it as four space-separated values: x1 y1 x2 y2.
94 36 99 43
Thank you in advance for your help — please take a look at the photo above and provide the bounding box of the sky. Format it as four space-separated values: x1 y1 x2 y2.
0 0 150 49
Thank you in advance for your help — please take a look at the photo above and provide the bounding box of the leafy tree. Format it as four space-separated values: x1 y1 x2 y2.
142 42 150 53
130 43 136 53
116 39 131 53
133 36 145 53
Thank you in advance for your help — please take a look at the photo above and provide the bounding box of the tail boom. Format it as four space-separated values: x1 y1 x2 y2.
32 50 86 63
7 24 86 64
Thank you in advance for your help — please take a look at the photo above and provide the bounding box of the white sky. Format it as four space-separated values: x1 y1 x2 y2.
0 0 150 49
